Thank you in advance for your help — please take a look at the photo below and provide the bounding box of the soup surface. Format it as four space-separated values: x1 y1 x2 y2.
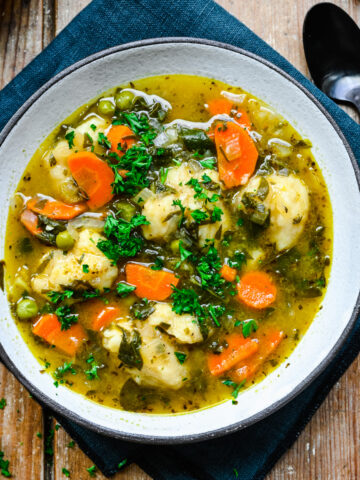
5 75 332 413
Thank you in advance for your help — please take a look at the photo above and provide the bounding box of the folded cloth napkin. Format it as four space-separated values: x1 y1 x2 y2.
1 0 360 479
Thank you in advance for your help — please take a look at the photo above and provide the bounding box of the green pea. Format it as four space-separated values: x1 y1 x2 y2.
114 201 136 222
98 99 115 116
170 239 180 253
56 231 75 251
115 90 134 111
16 298 38 320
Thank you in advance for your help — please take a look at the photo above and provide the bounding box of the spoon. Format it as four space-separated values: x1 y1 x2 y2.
303 2 360 114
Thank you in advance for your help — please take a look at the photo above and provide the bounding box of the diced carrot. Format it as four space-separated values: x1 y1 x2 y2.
118 169 129 178
237 271 277 309
92 306 121 331
231 330 284 382
20 209 42 235
125 263 179 301
214 121 258 189
68 151 114 210
27 196 87 220
220 264 237 282
207 98 252 129
207 333 259 376
33 314 87 357
107 125 136 156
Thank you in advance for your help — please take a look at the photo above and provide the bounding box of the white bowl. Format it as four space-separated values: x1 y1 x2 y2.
0 38 359 443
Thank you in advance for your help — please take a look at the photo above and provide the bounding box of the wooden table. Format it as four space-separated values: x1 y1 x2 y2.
0 1 359 478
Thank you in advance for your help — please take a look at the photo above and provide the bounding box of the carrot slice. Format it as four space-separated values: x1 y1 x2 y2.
68 151 114 210
33 314 87 357
214 121 258 189
237 271 277 309
107 125 136 156
27 196 87 220
220 264 237 282
208 333 259 376
92 306 121 331
231 330 284 382
125 263 179 301
20 209 42 235
207 98 252 129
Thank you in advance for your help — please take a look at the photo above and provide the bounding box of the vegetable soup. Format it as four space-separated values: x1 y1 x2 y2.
5 75 332 413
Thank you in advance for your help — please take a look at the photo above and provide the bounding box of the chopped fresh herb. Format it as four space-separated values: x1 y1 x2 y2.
172 199 186 227
151 258 164 270
55 305 78 331
196 244 225 296
191 209 209 224
87 465 97 477
202 173 212 183
200 157 216 169
90 124 97 131
0 451 11 478
222 379 246 399
174 352 187 364
117 458 128 470
208 193 219 203
86 133 93 144
54 361 77 380
237 218 244 227
229 251 247 270
82 289 101 299
67 441 75 448
47 290 74 303
186 178 207 200
113 112 156 145
233 467 239 478
171 287 203 317
97 214 149 264
62 467 70 477
55 424 61 431
36 432 43 439
175 241 193 269
160 166 169 184
85 354 100 380
97 132 111 149
82 264 89 273
0 398 6 410
116 282 136 297
45 428 54 456
65 130 75 149
208 304 225 327
241 319 258 338
211 206 223 222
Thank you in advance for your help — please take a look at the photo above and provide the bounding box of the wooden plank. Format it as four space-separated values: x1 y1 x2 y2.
54 0 90 36
0 1 55 479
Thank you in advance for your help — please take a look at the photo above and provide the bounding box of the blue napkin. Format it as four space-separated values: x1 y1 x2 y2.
1 1 359 479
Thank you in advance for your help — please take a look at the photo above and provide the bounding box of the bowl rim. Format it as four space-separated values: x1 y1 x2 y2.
0 36 359 444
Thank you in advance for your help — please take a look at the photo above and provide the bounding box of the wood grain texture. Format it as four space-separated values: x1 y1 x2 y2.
0 0 359 479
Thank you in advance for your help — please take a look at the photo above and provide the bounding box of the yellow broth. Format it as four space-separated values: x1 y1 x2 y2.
5 75 332 413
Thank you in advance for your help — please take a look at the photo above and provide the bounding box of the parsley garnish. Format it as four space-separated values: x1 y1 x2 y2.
113 112 156 145
211 206 223 222
191 209 209 224
222 379 246 399
82 264 89 273
67 441 75 448
97 214 149 263
55 305 78 331
175 241 193 269
0 398 6 410
238 319 258 338
118 458 128 470
54 361 77 380
202 173 212 183
200 157 216 169
90 123 97 131
116 282 136 297
174 352 187 364
151 258 164 270
172 199 186 227
47 290 74 303
229 251 247 270
62 467 70 477
196 244 225 295
87 465 97 477
0 451 11 478
98 132 111 149
160 167 169 184
171 287 203 317
82 289 101 299
85 354 100 380
186 178 207 200
65 130 75 149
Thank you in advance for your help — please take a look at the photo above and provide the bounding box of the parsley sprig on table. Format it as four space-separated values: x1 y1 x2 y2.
97 213 149 264
0 451 11 478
